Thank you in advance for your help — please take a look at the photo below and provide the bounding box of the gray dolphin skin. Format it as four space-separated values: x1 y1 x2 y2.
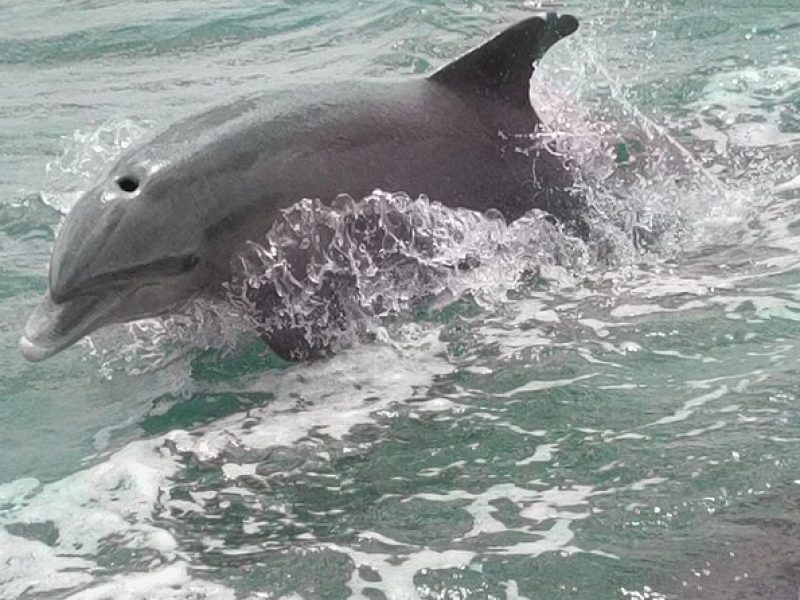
20 13 583 362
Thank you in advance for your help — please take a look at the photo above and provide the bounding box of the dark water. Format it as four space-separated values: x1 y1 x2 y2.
1 1 800 598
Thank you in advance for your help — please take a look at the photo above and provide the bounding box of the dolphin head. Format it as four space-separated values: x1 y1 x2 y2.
20 148 214 361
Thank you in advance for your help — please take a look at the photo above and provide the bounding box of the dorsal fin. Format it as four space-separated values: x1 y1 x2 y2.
429 13 578 108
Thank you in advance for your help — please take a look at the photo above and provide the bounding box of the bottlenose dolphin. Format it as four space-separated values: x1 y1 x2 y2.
20 13 582 362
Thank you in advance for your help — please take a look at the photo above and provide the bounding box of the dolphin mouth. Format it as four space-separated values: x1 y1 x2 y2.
19 292 116 362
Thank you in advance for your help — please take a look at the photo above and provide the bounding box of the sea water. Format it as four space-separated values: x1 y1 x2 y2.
1 1 799 598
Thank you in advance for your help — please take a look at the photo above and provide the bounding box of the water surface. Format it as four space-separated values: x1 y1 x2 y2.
1 1 800 598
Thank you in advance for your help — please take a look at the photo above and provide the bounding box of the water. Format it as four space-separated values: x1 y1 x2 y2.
1 1 800 598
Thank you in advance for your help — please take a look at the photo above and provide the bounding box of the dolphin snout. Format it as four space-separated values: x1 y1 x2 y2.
19 334 55 362
20 294 62 362
19 292 107 362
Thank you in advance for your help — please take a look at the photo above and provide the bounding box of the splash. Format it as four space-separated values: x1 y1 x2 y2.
532 49 752 258
223 191 591 360
42 118 152 214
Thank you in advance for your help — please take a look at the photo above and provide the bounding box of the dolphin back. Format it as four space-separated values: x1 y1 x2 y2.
428 13 578 108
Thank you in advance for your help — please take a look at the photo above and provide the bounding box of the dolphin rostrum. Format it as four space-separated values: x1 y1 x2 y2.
20 13 582 362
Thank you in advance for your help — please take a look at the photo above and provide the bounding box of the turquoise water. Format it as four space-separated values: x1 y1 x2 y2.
2 1 800 598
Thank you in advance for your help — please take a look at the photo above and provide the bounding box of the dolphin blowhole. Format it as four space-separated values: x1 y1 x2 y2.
116 175 140 193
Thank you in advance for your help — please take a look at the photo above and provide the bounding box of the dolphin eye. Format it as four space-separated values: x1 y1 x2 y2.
116 175 139 193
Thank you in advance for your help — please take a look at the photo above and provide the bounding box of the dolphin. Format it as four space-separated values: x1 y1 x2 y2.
20 13 583 363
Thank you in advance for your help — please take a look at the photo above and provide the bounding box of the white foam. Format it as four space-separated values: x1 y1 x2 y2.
690 66 800 151
0 439 180 597
515 443 559 465
337 545 477 600
648 386 729 426
496 373 598 398
1 529 94 598
65 563 236 600
774 175 800 195
324 481 604 598
174 334 454 455
1 336 455 598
